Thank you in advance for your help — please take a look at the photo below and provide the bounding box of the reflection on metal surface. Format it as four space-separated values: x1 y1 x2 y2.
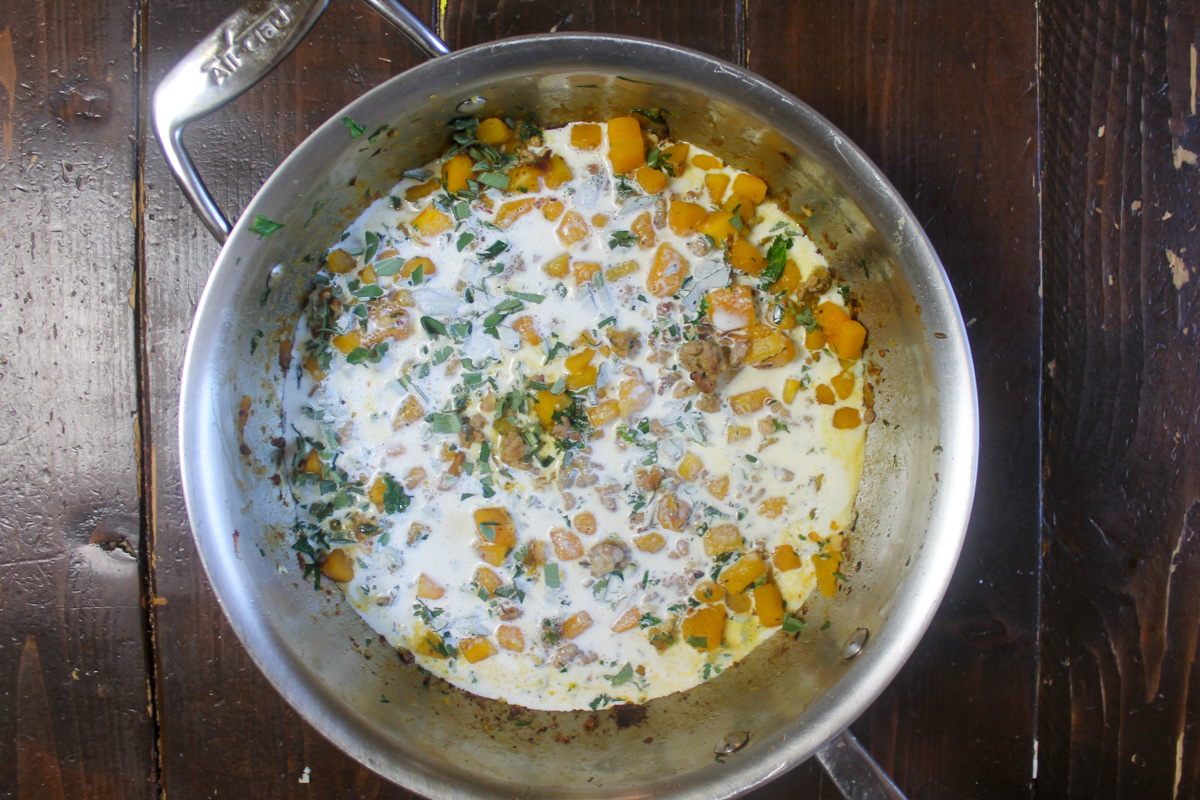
455 95 489 114
842 628 870 660
714 731 751 756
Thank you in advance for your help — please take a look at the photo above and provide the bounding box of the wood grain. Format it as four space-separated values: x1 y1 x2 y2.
140 0 432 797
0 1 154 798
746 3 1043 798
1039 0 1200 797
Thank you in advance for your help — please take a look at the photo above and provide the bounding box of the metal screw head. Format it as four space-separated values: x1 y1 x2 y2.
714 730 750 755
456 95 488 114
842 627 870 660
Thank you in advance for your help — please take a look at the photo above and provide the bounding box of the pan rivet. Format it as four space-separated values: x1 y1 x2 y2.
714 731 750 755
842 627 870 660
456 96 488 113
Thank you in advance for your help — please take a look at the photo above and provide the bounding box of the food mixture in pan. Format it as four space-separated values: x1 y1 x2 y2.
284 113 871 711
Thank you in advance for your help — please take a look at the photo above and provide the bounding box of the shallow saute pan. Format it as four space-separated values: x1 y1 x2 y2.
156 1 978 797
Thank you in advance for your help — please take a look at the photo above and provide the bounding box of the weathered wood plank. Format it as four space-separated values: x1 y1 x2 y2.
746 3 1043 797
440 0 740 63
0 1 154 798
1039 0 1200 796
141 0 432 796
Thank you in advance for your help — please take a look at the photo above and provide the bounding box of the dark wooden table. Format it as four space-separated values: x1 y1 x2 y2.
1 0 1197 797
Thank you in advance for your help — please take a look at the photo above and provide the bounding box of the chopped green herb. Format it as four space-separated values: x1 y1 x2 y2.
608 230 637 248
760 235 792 288
544 563 561 588
796 306 819 332
631 107 667 124
457 231 475 251
374 256 404 276
610 662 634 686
782 615 806 634
685 635 709 649
248 214 284 238
479 240 508 260
425 412 462 434
341 116 367 138
477 171 511 191
420 316 448 338
345 342 388 365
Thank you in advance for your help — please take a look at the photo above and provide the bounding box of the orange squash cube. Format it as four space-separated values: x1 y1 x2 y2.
545 154 574 189
699 210 739 243
497 624 525 651
661 143 690 175
607 116 646 174
417 573 445 599
730 238 765 275
831 370 856 399
753 582 785 627
550 528 584 560
668 200 706 236
647 243 690 297
320 549 354 582
719 553 766 595
815 384 836 405
631 211 656 248
731 173 768 204
773 544 802 571
509 165 541 193
473 507 517 548
541 198 564 220
677 452 705 482
542 252 570 278
705 173 731 204
633 166 668 194
832 407 862 429
682 605 726 651
477 117 511 145
706 285 755 331
706 475 729 500
813 549 843 597
571 122 602 150
702 523 742 556
571 260 602 286
404 179 439 202
442 152 475 194
729 387 772 415
562 611 593 639
302 450 322 475
327 249 356 274
692 153 723 170
476 542 508 567
474 566 503 597
556 210 590 246
783 378 802 404
414 629 449 659
460 635 498 663
586 399 621 428
611 607 641 633
513 315 541 346
331 329 362 355
693 580 725 604
617 379 651 416
411 206 452 240
401 256 436 279
633 532 666 553
495 198 537 229
533 389 572 428
743 327 796 369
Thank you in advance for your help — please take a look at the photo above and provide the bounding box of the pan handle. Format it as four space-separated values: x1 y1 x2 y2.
153 0 449 243
815 729 908 800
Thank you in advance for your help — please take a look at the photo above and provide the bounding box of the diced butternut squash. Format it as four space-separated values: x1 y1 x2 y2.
562 611 593 639
411 206 452 239
545 154 574 189
757 497 786 519
719 553 766 595
677 452 705 482
617 379 651 416
631 211 655 248
401 256 436 279
729 387 772 415
831 371 856 399
541 199 564 220
474 566 503 597
633 166 668 194
815 384 836 405
753 582 785 626
773 544 802 571
723 194 756 222
414 629 449 659
633 532 666 553
359 264 378 284
783 378 802 404
828 318 866 361
473 507 517 548
586 399 621 427
693 580 725 604
647 243 689 297
682 605 725 651
477 117 511 145
509 165 541 193
574 511 597 535
565 365 599 391
542 252 570 278
661 143 690 175
571 122 602 150
533 389 572 428
692 153 723 170
417 573 445 599
706 285 755 331
611 607 641 633
320 549 355 582
460 635 498 663
302 450 322 475
605 260 638 281
668 200 706 236
550 528 584 560
572 260 602 286
832 407 863 429
705 173 731 204
557 210 590 245
706 474 729 500
730 238 765 275
331 329 362 355
607 116 646 174
442 152 475 194
769 259 801 295
703 523 742 556
497 624 525 651
743 327 796 369
395 395 424 427
699 210 738 243
476 542 508 567
368 476 387 508
495 198 537 229
327 249 356 273
513 315 540 346
405 179 439 202
813 549 843 597
731 173 768 204
805 327 827 351
725 590 752 614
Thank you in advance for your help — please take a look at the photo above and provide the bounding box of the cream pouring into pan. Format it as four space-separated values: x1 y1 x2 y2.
155 1 977 797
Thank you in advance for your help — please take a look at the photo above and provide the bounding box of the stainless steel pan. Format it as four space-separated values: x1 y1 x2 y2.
156 2 978 797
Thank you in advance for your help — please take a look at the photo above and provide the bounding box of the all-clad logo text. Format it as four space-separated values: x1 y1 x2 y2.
202 5 295 86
